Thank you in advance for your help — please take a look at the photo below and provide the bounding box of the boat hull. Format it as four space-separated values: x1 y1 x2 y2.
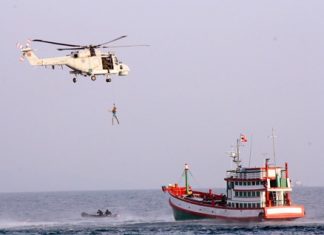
169 194 263 221
169 193 304 221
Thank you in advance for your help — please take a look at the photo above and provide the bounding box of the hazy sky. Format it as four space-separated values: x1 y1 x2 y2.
1 0 323 192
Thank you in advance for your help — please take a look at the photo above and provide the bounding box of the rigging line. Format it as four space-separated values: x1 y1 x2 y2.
188 170 203 189
111 82 116 104
177 171 184 184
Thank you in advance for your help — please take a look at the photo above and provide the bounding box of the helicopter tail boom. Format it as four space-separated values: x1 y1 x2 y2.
21 48 69 67
21 48 41 66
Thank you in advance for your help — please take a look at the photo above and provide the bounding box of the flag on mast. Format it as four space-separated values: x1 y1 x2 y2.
240 134 248 142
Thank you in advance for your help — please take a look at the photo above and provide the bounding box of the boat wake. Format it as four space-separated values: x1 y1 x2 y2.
0 219 324 235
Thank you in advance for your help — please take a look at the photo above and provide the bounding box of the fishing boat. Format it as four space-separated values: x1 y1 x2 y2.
162 135 305 221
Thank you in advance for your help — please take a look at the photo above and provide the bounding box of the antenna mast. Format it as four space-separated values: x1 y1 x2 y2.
229 138 241 170
270 128 277 164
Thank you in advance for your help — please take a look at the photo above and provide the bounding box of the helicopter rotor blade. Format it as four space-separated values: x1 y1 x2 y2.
102 44 150 48
95 35 127 47
57 47 86 51
33 39 83 48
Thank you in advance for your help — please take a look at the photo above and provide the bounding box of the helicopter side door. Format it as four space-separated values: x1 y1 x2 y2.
101 55 114 71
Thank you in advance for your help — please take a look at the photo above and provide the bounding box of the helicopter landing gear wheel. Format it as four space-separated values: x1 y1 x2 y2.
73 77 77 83
106 78 111 83
91 75 96 81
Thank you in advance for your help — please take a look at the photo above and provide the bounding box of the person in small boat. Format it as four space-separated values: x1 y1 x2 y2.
97 209 103 216
105 209 112 216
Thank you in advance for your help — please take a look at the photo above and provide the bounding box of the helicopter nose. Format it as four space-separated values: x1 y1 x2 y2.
119 64 129 76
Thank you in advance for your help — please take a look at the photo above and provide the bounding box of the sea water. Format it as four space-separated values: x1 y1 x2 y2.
0 187 323 234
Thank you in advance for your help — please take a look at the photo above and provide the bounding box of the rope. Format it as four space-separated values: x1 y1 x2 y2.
188 170 203 189
176 169 203 189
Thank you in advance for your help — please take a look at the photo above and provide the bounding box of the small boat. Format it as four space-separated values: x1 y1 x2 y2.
162 134 305 221
81 212 118 218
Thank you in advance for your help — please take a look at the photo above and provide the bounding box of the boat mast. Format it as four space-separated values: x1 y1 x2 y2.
184 163 190 194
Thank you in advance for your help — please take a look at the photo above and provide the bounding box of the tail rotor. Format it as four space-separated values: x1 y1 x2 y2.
16 39 32 62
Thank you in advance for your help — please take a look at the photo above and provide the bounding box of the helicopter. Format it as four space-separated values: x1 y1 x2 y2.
17 36 147 83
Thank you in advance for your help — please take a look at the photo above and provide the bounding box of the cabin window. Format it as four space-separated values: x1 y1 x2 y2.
235 192 238 197
236 203 239 208
270 180 277 187
248 192 251 197
252 191 255 197
243 182 247 186
256 192 260 197
235 182 238 185
239 203 243 208
252 181 256 186
247 182 251 186
239 192 243 197
239 182 242 186
243 192 247 197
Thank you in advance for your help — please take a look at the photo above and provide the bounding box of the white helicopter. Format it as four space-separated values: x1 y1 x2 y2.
18 36 147 83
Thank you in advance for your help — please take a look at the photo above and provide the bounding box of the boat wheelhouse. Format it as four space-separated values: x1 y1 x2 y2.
162 135 305 221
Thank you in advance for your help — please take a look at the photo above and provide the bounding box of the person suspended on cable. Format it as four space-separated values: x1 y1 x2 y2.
110 103 120 125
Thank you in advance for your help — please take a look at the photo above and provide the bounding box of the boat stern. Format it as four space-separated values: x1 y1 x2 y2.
263 205 305 220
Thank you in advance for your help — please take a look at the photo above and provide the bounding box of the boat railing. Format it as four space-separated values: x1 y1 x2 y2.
226 172 265 180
